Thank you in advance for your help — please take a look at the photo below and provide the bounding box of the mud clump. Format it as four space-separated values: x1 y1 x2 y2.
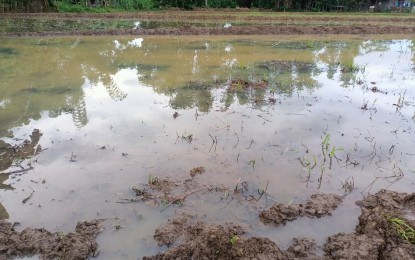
189 166 205 177
131 176 179 205
260 193 343 227
0 219 102 259
324 190 415 259
143 215 317 260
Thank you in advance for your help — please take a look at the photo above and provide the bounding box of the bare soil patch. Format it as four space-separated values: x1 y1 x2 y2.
2 12 415 37
3 25 415 37
0 219 102 259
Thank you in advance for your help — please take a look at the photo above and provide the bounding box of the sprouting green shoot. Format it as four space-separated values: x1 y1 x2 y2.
148 174 157 185
321 134 330 158
249 159 256 171
230 235 239 245
387 216 415 244
329 146 344 158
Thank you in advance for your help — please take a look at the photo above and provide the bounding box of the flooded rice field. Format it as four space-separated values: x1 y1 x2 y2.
1 35 415 259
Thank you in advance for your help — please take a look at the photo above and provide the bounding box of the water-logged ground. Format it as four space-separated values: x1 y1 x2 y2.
0 35 415 258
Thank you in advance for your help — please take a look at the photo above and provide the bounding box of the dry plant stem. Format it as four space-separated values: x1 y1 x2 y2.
160 187 205 212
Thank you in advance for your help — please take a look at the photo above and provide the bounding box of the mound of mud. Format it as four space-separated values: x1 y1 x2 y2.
260 193 343 227
324 190 415 259
143 215 318 259
0 219 102 259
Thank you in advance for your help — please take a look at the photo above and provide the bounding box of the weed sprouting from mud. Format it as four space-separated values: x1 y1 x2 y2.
229 235 239 245
387 216 415 244
148 174 158 185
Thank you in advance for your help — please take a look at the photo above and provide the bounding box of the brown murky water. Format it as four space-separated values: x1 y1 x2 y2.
1 35 415 259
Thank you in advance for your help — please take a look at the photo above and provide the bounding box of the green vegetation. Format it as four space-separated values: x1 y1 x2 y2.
0 0 413 12
229 235 239 245
148 173 158 185
387 216 415 244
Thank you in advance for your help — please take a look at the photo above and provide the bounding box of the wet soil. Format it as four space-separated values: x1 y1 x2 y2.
259 193 343 227
324 190 415 259
0 219 102 259
143 190 415 259
143 215 318 259
1 12 415 37
3 25 415 37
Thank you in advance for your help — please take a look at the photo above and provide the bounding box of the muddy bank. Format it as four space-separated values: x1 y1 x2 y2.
143 215 318 259
3 24 415 37
0 219 102 259
325 189 415 259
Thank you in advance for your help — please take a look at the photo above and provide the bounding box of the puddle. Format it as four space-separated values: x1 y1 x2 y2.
0 35 414 258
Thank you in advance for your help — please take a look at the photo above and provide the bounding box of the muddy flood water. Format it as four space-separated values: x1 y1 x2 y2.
1 35 415 259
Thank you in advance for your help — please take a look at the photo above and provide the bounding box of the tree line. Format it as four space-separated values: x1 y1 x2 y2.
0 0 390 13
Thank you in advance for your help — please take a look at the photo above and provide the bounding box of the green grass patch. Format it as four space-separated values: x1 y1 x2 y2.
388 216 415 244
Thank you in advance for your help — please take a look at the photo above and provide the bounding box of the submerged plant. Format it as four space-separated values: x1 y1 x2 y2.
248 159 256 171
321 134 331 160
